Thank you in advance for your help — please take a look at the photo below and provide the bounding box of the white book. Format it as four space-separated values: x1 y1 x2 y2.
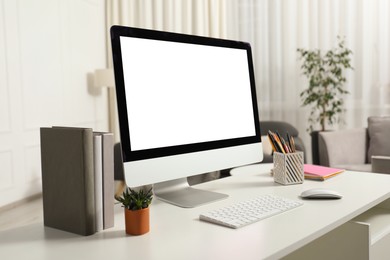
97 132 115 229
93 133 104 231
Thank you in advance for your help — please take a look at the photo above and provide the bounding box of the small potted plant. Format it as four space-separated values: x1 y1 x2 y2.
115 187 153 235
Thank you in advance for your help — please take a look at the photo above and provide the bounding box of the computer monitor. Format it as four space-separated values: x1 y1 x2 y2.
110 26 263 208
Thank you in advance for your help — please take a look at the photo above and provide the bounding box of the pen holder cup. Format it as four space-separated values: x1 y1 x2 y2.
273 151 304 185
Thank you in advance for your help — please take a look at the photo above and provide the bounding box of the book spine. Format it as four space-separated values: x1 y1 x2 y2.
83 129 96 235
94 133 104 231
101 133 115 229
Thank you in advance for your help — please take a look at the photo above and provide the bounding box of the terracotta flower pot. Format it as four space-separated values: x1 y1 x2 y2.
124 207 150 235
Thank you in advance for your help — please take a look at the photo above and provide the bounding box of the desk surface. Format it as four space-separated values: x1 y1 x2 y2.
2 164 390 260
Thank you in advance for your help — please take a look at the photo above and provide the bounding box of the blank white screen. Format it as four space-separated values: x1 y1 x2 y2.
120 36 256 151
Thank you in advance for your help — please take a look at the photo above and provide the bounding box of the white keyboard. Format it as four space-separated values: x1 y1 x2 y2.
199 194 303 229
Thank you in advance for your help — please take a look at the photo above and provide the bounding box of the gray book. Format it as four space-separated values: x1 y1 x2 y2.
40 127 96 236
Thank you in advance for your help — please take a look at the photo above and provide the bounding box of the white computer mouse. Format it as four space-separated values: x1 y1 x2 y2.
300 188 342 199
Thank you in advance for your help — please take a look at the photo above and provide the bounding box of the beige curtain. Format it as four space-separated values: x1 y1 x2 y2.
106 0 227 37
105 1 390 163
227 0 390 162
105 0 228 139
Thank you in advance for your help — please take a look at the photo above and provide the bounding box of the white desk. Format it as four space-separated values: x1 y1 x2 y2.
2 163 390 260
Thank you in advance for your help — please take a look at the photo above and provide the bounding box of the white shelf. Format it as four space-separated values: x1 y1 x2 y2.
353 207 390 245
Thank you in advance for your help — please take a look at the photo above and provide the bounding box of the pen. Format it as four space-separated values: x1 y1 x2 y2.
286 132 292 151
284 132 295 153
289 135 296 152
280 137 291 153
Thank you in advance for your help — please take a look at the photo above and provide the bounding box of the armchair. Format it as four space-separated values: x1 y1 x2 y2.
318 116 390 174
318 128 371 172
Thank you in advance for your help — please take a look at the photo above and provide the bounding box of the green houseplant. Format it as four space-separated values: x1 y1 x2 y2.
297 36 353 132
115 187 153 235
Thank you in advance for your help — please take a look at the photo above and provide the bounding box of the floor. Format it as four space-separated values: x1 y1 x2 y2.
0 195 43 232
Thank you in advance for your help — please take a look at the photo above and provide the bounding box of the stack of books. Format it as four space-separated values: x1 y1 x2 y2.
40 127 115 236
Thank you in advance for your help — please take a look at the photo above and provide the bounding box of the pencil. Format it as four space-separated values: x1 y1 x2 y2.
267 133 277 152
273 131 286 153
268 131 280 153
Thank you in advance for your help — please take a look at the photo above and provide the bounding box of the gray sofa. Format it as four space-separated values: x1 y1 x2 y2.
318 116 390 173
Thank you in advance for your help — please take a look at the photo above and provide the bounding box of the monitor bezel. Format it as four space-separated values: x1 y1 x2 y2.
110 26 261 162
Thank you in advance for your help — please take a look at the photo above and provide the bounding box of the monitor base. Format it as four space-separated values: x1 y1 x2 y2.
154 178 228 208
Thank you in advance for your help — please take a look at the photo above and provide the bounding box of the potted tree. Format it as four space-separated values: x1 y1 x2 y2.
297 36 353 164
115 187 153 235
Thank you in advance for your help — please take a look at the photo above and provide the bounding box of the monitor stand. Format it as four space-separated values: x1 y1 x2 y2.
153 178 228 208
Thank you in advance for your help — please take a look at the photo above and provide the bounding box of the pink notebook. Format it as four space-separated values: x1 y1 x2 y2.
304 164 344 181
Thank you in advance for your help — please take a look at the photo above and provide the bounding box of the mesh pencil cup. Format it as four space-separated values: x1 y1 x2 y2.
273 151 304 185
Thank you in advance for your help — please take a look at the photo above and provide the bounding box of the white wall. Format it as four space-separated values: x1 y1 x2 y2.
0 0 108 208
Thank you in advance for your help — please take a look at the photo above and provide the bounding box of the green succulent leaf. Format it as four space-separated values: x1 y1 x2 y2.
115 187 153 211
